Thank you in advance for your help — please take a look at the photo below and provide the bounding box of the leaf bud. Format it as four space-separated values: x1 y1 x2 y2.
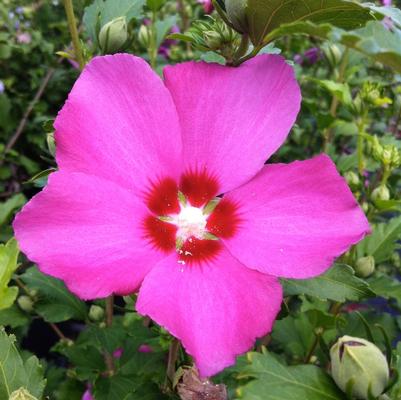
225 0 248 33
89 304 105 322
355 255 375 278
371 185 390 202
330 335 389 399
98 17 128 54
17 295 33 313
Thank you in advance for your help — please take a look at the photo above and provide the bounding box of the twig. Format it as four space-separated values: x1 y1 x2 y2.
166 338 180 383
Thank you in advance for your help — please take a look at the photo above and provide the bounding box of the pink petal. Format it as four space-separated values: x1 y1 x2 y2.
13 172 165 299
222 154 370 278
55 54 182 192
136 248 282 377
164 55 301 193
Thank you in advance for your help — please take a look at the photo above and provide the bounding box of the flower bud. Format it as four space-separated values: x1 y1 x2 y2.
355 255 375 278
99 17 128 54
138 24 151 48
204 30 223 49
225 0 248 33
344 171 360 188
371 185 390 202
330 336 389 399
324 43 342 66
89 304 104 321
9 388 38 400
17 295 33 313
46 132 56 157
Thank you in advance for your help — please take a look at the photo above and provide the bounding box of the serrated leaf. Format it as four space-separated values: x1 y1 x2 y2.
0 328 45 399
356 216 401 263
20 266 87 322
0 238 20 310
237 352 346 399
245 0 373 46
281 264 374 302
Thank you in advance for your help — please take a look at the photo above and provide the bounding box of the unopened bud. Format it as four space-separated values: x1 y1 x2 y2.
371 185 390 202
225 0 248 33
99 17 128 54
9 388 38 400
355 256 375 278
138 25 151 48
46 132 55 157
17 295 33 313
89 305 104 321
330 336 389 399
324 43 342 66
204 30 222 49
344 171 359 188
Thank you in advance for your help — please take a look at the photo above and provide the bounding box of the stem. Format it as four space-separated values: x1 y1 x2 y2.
357 117 366 176
166 338 180 382
323 48 349 151
232 34 249 64
104 296 115 376
50 323 68 341
63 0 84 70
0 67 55 165
233 45 262 66
148 11 158 69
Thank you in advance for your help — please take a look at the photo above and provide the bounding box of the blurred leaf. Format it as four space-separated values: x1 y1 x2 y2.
245 0 373 46
369 274 401 305
356 216 401 263
154 16 177 47
0 194 26 226
373 199 401 212
146 0 165 12
20 266 87 322
0 305 29 328
200 51 226 64
310 79 352 106
236 352 346 399
281 264 374 302
0 238 20 310
0 327 45 399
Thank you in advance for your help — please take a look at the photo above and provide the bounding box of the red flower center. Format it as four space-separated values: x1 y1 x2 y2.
143 171 240 264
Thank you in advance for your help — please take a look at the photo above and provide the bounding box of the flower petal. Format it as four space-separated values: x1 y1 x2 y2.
13 172 164 299
164 54 301 193
55 54 182 192
136 248 282 377
222 154 370 278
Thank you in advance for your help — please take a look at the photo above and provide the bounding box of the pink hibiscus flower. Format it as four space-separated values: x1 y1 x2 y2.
13 54 369 377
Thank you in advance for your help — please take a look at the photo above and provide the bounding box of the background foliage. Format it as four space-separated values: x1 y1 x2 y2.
0 0 400 399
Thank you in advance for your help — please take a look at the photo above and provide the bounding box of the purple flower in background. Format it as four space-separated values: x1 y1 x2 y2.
113 348 124 358
138 344 153 353
198 0 213 13
82 388 93 400
0 81 5 94
15 6 24 14
294 47 322 66
16 32 32 44
382 0 392 5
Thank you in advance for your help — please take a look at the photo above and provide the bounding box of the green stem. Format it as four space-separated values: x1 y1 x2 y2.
233 45 262 66
149 11 158 70
323 48 349 152
233 34 249 64
63 0 84 70
357 117 366 176
104 296 115 376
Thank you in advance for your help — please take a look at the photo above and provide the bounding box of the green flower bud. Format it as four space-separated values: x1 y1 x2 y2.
324 43 343 66
204 30 223 49
225 0 248 33
371 185 390 202
17 295 33 313
89 304 104 321
344 171 360 188
330 336 389 399
138 25 151 48
9 388 38 400
99 17 128 54
355 255 375 278
46 131 55 157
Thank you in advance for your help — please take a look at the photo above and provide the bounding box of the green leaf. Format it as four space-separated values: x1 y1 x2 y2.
245 0 373 46
368 274 401 305
356 216 401 264
281 264 374 302
0 327 45 399
154 15 177 48
0 194 26 226
146 0 165 12
20 266 87 322
237 352 346 399
0 238 20 310
310 79 352 106
0 305 29 328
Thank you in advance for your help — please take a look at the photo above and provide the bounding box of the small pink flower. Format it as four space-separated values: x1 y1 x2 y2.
82 389 93 400
198 0 213 13
382 0 392 5
138 344 153 353
16 32 31 44
14 54 370 377
113 348 124 358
